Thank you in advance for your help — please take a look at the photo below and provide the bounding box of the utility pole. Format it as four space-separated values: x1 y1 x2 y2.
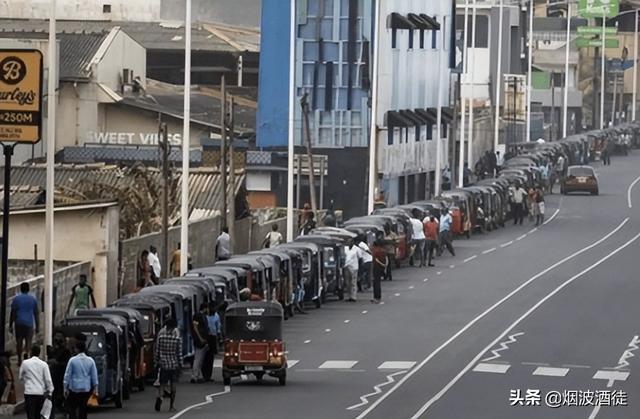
227 96 236 251
300 92 318 216
159 120 169 278
220 75 227 230
551 72 555 141
451 73 461 190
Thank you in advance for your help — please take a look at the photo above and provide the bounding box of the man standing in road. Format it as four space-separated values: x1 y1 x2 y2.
203 302 221 382
357 238 372 291
370 240 386 304
154 318 182 412
438 209 455 257
215 227 231 261
409 210 426 267
496 151 504 173
510 182 528 225
64 340 98 419
148 246 161 284
19 345 53 419
343 240 359 302
191 304 210 384
423 215 439 267
66 275 97 315
10 282 39 365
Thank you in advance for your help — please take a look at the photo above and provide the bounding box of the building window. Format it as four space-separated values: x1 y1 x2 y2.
103 4 111 13
409 30 414 49
392 29 397 49
388 127 394 145
427 123 433 140
432 18 438 49
419 30 425 49
415 125 421 142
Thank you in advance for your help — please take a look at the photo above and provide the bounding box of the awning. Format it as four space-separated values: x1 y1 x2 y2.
386 110 415 127
387 12 416 30
415 109 437 124
441 107 453 122
420 14 441 30
407 13 433 30
426 108 439 121
400 110 425 126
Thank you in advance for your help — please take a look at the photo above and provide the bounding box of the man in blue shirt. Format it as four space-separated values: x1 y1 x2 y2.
202 302 221 381
438 209 456 257
64 340 98 419
9 282 39 365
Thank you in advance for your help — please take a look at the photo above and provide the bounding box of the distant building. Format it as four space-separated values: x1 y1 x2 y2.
0 0 262 27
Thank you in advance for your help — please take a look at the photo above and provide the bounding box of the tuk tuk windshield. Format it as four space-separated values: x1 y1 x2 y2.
84 332 106 355
225 316 282 341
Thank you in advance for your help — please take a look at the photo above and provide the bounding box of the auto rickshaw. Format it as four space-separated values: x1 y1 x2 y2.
440 191 473 238
311 227 358 241
189 266 241 302
277 242 323 308
111 297 171 378
58 317 127 408
222 301 287 386
344 215 410 266
294 234 345 301
343 224 385 247
249 249 294 317
216 257 269 301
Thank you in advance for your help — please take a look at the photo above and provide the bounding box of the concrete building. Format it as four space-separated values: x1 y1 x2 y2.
0 0 262 27
0 201 120 306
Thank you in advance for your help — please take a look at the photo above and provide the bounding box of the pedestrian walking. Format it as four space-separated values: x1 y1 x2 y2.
357 238 372 291
370 241 386 304
555 155 566 184
299 211 317 235
215 227 231 261
423 215 439 267
47 332 72 416
202 303 221 382
20 345 53 419
262 224 283 248
63 340 98 419
169 243 190 277
148 246 161 285
137 250 152 290
510 182 527 225
9 282 39 365
322 201 337 227
409 210 426 267
382 226 397 281
66 274 97 315
190 304 210 383
0 351 13 406
438 210 456 257
527 186 537 222
535 186 545 226
343 240 359 302
154 318 182 412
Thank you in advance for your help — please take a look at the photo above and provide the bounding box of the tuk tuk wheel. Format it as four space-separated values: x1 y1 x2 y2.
278 371 287 386
255 372 264 382
114 379 124 408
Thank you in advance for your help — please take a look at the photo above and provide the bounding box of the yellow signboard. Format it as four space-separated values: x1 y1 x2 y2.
0 50 43 143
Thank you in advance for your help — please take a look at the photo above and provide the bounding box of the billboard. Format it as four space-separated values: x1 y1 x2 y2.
578 0 619 18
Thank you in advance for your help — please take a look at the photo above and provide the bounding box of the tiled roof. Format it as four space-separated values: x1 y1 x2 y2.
0 185 44 208
0 19 259 53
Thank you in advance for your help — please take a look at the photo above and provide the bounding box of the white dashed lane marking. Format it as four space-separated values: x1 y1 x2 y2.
533 367 570 377
472 363 510 374
500 241 514 248
319 360 359 369
287 360 299 368
378 361 416 370
482 247 496 255
463 255 477 263
304 340 311 344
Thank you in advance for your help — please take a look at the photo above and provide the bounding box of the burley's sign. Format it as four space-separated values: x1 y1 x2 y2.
0 50 43 143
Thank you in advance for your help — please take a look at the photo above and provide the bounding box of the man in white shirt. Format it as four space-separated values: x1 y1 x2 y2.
148 246 161 284
510 182 528 225
343 241 360 302
410 211 426 267
263 224 283 248
19 345 53 419
215 227 231 261
357 239 373 290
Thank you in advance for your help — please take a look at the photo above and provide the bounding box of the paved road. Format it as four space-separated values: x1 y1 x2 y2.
48 152 640 419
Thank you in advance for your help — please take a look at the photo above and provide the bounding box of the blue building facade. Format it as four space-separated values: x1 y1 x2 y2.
257 0 372 149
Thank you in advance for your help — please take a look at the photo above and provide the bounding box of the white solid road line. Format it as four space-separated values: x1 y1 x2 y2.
472 363 510 374
543 208 560 225
528 228 538 234
169 386 231 419
627 175 640 208
319 360 359 369
347 371 408 411
482 247 496 255
354 217 629 419
409 227 640 419
532 367 569 377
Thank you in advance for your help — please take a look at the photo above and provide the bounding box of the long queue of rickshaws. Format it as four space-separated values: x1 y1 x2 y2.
53 122 640 408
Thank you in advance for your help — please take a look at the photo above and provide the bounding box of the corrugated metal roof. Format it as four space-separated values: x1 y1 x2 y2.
60 146 202 165
0 19 259 53
0 164 245 222
0 30 108 80
0 185 44 208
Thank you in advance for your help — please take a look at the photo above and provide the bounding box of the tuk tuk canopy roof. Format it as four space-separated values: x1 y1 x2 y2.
225 301 284 317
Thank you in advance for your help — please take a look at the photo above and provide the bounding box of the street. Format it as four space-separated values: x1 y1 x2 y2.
70 153 640 419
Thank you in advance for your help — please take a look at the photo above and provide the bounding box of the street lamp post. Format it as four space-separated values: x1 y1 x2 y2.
287 0 296 240
600 11 606 129
468 0 477 169
633 9 638 121
562 3 571 138
493 0 504 151
180 0 191 275
459 0 470 188
526 0 534 142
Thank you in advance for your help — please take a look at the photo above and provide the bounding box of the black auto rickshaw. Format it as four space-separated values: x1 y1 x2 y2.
294 234 345 301
188 266 241 302
222 301 287 386
58 317 127 408
277 242 323 308
216 257 269 301
249 249 294 318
